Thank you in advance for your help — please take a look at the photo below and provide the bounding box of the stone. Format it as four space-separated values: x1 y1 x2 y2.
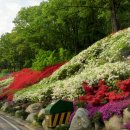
32 120 39 126
38 109 45 118
25 103 42 113
42 119 48 130
94 122 103 130
104 115 123 130
26 113 37 123
123 108 130 125
69 108 90 130
13 106 21 110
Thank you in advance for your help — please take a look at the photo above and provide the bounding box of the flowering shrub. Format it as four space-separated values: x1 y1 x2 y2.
117 78 130 92
0 63 64 101
78 76 130 106
98 99 130 120
52 62 130 100
69 99 130 124
123 122 130 130
0 77 13 88
14 28 130 102
0 75 10 81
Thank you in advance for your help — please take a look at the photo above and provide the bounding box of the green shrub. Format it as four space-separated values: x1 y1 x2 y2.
0 102 3 108
15 110 29 120
57 64 80 80
91 112 102 123
32 48 73 71
127 104 130 111
34 114 44 126
0 69 10 78
5 105 16 116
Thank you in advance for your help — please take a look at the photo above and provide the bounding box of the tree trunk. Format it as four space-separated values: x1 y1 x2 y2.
111 0 118 33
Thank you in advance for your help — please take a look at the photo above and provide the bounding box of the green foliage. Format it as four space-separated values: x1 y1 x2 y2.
75 101 86 108
4 105 16 116
34 114 45 126
14 28 130 102
32 50 56 70
32 48 73 70
57 64 81 80
0 69 10 78
91 112 102 123
0 0 130 71
15 110 29 120
0 77 13 89
0 102 3 109
127 104 130 111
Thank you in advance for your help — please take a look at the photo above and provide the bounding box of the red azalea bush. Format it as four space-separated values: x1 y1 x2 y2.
117 78 130 92
0 63 64 101
79 78 130 106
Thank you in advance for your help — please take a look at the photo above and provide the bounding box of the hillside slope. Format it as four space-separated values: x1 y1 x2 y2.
14 28 130 102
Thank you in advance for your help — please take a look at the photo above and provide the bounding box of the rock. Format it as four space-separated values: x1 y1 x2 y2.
123 108 130 125
38 109 45 118
95 122 102 130
42 119 48 130
32 120 39 126
26 113 37 123
14 106 21 110
69 108 90 130
104 115 123 130
25 103 42 113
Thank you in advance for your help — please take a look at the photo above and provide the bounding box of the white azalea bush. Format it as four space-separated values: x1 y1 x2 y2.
0 77 13 92
14 27 130 102
52 62 130 99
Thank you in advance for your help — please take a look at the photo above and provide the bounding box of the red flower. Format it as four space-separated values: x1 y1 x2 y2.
0 63 65 101
82 81 93 94
98 80 105 87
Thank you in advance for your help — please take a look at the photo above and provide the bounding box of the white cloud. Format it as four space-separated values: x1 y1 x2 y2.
0 0 43 36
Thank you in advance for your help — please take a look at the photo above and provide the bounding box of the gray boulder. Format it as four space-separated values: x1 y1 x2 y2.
42 119 48 130
26 113 37 123
25 103 42 113
104 115 122 130
123 108 130 125
38 109 45 118
69 108 90 130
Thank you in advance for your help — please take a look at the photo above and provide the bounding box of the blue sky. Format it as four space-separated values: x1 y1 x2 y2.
0 0 43 36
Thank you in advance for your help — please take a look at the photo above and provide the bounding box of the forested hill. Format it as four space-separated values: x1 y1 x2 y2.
0 0 130 72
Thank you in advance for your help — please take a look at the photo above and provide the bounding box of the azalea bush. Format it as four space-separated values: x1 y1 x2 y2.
69 99 130 124
0 63 64 101
14 28 130 103
52 62 130 100
98 99 130 120
14 61 130 102
123 122 130 130
0 77 13 88
86 99 130 121
79 78 130 105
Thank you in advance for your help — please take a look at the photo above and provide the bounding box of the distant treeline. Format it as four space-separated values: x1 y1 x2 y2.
0 0 130 72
